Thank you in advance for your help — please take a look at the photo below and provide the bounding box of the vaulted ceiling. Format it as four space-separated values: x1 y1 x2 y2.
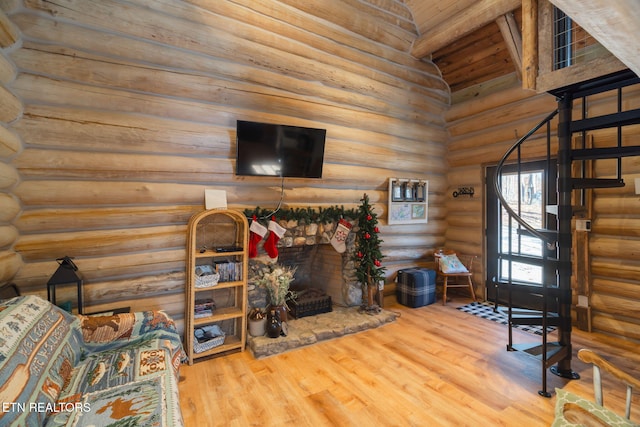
401 0 640 96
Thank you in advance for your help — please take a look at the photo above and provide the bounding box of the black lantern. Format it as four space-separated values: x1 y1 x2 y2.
47 256 84 314
403 181 414 201
415 181 426 202
391 179 403 201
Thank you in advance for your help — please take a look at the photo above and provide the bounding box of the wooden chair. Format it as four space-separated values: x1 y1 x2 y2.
579 349 640 420
554 349 640 425
434 248 477 306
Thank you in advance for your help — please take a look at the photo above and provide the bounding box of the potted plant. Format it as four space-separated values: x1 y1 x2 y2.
247 308 266 337
252 263 297 322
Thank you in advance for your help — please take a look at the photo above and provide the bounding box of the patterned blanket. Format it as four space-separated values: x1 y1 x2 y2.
0 295 184 426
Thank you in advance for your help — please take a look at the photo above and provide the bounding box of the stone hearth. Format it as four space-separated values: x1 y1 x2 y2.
247 307 397 358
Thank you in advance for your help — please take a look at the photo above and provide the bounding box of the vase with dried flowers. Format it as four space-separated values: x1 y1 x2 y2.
252 263 297 322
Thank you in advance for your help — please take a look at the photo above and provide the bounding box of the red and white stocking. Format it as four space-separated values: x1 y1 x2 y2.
248 217 267 258
264 218 286 259
330 218 352 253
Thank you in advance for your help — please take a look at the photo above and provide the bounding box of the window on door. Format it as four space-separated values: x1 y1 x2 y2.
486 160 557 301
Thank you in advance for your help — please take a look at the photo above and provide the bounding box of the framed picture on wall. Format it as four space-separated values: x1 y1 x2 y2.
412 204 426 220
389 203 411 223
388 178 428 224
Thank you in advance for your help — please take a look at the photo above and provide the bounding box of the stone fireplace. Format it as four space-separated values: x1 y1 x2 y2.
248 219 362 310
245 218 396 358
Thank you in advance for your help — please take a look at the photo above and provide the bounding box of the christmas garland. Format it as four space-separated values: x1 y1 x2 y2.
245 195 384 314
243 205 358 224
244 196 385 284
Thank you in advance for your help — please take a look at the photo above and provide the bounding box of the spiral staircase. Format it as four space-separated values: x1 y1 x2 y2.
493 69 640 397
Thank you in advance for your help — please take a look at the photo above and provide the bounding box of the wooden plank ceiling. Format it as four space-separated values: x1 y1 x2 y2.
404 0 523 95
400 0 640 96
430 9 522 93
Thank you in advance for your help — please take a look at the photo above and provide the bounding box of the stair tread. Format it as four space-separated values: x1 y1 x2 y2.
497 306 561 327
510 342 570 367
571 109 640 133
572 145 640 160
516 228 558 242
501 307 559 317
571 178 625 189
496 282 562 295
510 317 561 327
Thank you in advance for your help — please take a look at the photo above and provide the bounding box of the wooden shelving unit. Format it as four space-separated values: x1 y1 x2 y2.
184 209 248 364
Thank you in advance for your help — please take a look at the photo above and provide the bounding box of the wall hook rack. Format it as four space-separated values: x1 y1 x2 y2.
453 187 474 198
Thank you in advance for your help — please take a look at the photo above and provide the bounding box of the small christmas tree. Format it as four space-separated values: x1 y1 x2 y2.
353 193 385 314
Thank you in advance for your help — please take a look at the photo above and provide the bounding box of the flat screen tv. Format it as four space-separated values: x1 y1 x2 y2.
236 120 326 178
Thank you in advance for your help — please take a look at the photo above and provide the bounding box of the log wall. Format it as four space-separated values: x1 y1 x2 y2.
586 84 640 340
0 0 449 333
0 5 22 288
446 77 640 342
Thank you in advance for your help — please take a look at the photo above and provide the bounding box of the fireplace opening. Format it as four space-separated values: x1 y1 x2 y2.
276 245 360 307
247 220 363 313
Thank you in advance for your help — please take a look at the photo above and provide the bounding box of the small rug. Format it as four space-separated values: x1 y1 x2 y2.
457 301 556 336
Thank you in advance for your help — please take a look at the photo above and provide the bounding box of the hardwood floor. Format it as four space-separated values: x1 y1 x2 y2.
178 298 640 426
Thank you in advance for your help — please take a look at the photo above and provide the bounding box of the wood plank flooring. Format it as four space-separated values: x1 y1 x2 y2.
178 298 640 426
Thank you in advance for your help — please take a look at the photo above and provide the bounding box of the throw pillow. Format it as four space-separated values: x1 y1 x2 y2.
439 254 469 274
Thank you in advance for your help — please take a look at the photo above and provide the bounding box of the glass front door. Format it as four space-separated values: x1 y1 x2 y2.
486 160 557 303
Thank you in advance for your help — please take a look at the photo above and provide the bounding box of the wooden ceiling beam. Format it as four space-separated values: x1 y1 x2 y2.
410 0 520 58
521 0 538 91
548 0 640 77
495 12 522 81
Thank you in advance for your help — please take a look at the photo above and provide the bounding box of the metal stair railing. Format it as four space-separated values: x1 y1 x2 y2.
494 109 558 246
493 108 570 397
493 69 640 398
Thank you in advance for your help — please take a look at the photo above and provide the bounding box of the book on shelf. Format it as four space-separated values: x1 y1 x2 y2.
194 310 213 319
195 298 215 318
214 261 243 282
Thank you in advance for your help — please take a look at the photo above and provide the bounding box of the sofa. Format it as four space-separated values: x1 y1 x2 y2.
0 295 185 426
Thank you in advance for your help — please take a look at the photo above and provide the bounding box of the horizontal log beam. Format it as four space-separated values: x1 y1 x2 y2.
13 251 185 288
592 313 640 341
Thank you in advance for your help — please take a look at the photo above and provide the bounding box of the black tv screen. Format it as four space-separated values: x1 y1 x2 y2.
236 120 326 178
